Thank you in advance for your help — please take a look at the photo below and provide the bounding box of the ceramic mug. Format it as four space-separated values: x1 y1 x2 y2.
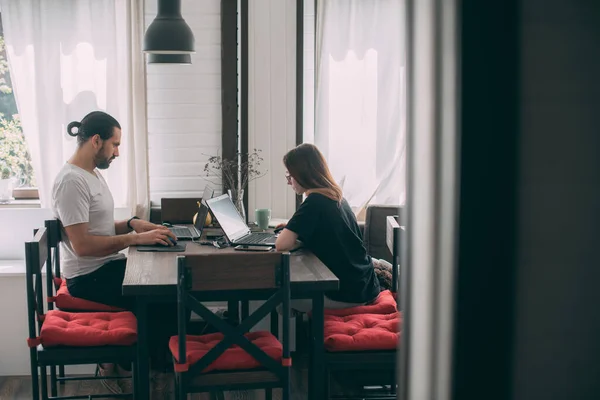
255 208 271 230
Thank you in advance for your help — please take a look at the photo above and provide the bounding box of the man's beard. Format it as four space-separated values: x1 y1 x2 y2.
94 152 114 170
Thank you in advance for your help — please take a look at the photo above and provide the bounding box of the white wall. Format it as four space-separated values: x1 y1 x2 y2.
145 0 222 205
247 0 297 221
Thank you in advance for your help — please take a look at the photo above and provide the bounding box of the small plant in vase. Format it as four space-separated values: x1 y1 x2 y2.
0 165 14 202
203 149 267 222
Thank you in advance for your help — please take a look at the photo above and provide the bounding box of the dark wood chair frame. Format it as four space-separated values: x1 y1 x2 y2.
26 226 137 400
173 252 292 400
321 215 402 400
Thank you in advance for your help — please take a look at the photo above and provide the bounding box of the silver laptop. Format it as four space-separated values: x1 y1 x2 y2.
206 194 277 246
168 185 214 240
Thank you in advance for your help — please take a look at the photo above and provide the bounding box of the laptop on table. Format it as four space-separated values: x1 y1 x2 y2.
206 194 278 246
167 185 214 240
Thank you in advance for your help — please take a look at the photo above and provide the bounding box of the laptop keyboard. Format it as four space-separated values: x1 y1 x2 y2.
171 227 193 237
236 233 276 244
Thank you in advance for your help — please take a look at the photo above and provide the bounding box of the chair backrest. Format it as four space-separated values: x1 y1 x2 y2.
44 219 63 311
175 252 291 377
161 198 203 224
25 227 49 341
386 215 402 298
364 205 402 262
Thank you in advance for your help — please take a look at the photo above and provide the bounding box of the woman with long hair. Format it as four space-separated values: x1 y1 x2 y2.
276 143 382 310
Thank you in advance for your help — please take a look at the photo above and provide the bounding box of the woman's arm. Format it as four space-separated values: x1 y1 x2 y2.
275 228 299 251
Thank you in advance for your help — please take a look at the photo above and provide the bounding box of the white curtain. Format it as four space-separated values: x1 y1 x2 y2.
0 0 149 217
122 0 150 219
314 0 406 217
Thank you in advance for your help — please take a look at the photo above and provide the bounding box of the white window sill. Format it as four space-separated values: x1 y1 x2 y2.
0 260 27 277
0 260 52 277
0 199 41 209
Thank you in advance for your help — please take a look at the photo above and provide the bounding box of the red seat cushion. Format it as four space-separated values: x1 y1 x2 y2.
324 290 397 317
40 310 137 347
324 312 401 352
169 331 282 373
54 279 123 312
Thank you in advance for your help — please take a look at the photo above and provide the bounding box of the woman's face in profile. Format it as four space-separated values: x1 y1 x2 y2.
285 171 306 195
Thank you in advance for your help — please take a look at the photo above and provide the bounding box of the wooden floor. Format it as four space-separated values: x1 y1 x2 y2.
0 360 383 400
0 359 308 400
0 369 307 400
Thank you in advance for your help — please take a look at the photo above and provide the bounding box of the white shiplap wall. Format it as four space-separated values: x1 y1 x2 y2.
248 0 297 220
145 0 222 206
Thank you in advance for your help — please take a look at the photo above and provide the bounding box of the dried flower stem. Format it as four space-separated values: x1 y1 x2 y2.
203 149 267 194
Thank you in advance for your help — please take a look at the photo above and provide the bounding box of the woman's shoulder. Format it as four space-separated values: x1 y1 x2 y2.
305 191 347 203
303 192 339 209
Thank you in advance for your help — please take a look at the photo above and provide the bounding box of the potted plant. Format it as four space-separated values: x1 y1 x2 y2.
203 149 266 222
0 165 14 202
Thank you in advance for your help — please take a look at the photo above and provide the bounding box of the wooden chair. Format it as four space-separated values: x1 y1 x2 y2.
43 219 125 397
26 227 137 400
171 252 292 400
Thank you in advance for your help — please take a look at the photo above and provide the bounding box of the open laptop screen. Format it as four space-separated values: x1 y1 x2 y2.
206 194 249 241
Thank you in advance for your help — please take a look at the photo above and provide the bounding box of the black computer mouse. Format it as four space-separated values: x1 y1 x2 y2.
161 237 177 246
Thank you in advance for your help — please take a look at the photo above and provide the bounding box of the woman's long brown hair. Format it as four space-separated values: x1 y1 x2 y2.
283 143 343 202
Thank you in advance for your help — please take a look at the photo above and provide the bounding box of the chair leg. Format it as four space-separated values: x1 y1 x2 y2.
283 372 291 400
58 365 66 385
173 374 179 400
50 366 57 397
131 361 138 399
40 366 48 400
178 374 186 400
324 367 330 400
295 313 305 352
265 388 272 400
30 354 40 400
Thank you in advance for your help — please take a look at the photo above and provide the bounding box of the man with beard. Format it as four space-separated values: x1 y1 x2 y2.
51 111 177 394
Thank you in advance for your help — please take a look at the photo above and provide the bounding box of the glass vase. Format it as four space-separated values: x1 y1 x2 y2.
227 188 246 222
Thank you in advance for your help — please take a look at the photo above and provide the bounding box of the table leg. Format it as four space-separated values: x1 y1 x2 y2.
136 297 150 400
310 294 325 399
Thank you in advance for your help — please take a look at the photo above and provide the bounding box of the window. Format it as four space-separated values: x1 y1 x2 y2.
309 0 406 216
0 15 36 201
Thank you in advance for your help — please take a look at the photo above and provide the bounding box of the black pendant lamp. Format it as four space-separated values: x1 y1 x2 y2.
147 53 192 64
144 0 195 54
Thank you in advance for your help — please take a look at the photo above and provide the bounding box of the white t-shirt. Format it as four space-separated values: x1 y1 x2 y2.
51 163 125 279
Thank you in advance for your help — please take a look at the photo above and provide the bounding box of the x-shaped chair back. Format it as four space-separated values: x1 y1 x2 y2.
175 252 291 382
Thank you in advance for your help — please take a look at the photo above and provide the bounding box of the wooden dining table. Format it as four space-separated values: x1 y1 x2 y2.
122 235 339 399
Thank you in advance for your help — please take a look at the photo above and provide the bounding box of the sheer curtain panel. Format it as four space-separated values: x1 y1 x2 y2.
314 0 406 217
1 0 149 216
